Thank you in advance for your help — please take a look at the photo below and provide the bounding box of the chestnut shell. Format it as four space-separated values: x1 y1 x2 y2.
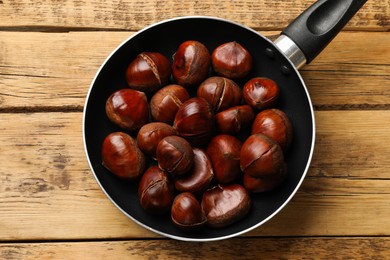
105 89 149 131
201 184 251 228
138 165 175 214
101 132 145 180
243 77 280 110
215 105 255 135
240 133 284 178
173 97 215 147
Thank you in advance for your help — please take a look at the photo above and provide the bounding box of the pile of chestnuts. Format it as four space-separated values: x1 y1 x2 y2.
101 40 293 231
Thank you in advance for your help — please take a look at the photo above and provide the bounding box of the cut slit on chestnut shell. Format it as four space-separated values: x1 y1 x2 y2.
197 76 242 112
240 133 284 178
126 52 171 93
150 84 190 124
173 97 215 147
138 166 175 215
201 184 251 228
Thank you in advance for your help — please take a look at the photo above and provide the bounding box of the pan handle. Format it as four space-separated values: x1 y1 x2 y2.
275 0 367 68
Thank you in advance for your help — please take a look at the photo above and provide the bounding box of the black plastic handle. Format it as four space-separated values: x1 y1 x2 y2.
282 0 367 64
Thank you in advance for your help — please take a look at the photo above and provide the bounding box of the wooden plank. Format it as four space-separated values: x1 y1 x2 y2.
0 111 389 240
0 31 388 109
1 238 390 259
0 0 387 31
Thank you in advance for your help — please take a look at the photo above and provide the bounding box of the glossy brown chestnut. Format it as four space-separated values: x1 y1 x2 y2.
207 135 242 184
243 77 280 110
150 84 190 124
172 40 211 88
201 184 251 228
243 163 287 193
197 76 242 112
252 108 293 151
211 41 252 79
240 133 284 178
215 105 255 135
173 97 215 147
156 136 194 177
138 165 175 214
102 132 145 180
105 89 149 131
137 122 177 159
171 192 207 231
126 52 171 93
174 148 214 195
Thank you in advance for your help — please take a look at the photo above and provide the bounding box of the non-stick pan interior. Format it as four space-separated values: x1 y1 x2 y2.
83 17 315 241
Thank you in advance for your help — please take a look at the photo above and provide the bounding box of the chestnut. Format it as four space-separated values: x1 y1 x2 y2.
201 184 251 228
171 192 207 231
173 97 215 147
105 89 149 131
156 136 194 178
137 122 177 159
240 133 284 178
211 41 252 79
102 132 145 180
174 148 214 195
172 40 211 88
215 105 255 135
150 84 190 124
138 165 175 214
206 135 242 184
252 109 293 151
126 52 171 93
243 77 280 110
243 163 287 193
197 76 242 112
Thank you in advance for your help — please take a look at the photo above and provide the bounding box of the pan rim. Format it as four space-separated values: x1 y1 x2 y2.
82 15 316 242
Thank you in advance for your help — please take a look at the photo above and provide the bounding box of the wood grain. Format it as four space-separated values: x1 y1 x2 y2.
0 111 389 240
1 238 390 259
0 31 389 110
0 0 387 31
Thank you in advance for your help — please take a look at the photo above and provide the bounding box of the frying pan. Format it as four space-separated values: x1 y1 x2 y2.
83 0 367 241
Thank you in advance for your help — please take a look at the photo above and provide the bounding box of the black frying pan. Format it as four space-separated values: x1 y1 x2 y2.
83 0 367 241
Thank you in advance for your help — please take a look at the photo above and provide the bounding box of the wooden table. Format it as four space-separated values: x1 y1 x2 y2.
1 0 389 259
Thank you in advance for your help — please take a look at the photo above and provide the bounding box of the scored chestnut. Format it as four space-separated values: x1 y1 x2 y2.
172 40 211 88
174 148 214 195
211 41 252 79
243 77 280 110
197 76 242 112
240 133 284 178
173 97 215 147
215 105 255 135
150 84 190 124
207 135 242 184
156 136 194 178
252 108 293 151
243 163 287 193
138 165 175 215
105 89 149 131
102 132 145 180
126 52 171 93
171 192 207 231
201 184 251 228
137 122 177 159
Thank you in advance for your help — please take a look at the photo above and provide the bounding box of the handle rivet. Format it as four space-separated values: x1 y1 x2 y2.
281 65 291 76
265 48 275 59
